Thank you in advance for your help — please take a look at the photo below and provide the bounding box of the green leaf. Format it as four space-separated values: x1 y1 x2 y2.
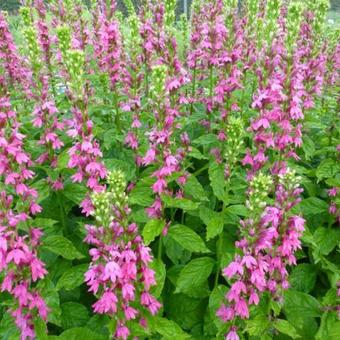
150 259 166 298
245 314 270 336
316 312 340 340
58 327 106 340
193 133 218 146
129 179 154 206
316 159 338 182
314 227 340 255
302 135 315 159
36 279 61 326
0 313 20 340
289 264 317 293
166 293 206 330
184 175 208 201
283 290 321 320
42 235 84 260
208 162 225 202
168 224 210 253
61 302 89 329
188 147 208 160
176 257 215 296
142 219 165 245
33 318 48 340
56 264 88 291
225 204 247 217
86 315 110 338
57 150 70 170
209 285 228 329
62 182 87 205
300 197 329 215
148 316 191 339
200 206 224 241
274 319 300 339
162 196 199 211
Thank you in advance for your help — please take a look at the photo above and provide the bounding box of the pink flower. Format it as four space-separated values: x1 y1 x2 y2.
217 304 234 322
226 327 239 340
115 323 129 340
93 291 118 314
152 177 167 194
223 261 244 278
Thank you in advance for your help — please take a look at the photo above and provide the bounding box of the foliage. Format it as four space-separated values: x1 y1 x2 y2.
0 0 339 339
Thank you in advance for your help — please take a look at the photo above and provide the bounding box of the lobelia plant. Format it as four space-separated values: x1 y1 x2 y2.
0 0 339 339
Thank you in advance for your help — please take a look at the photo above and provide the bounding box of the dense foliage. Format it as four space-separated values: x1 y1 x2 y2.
0 0 339 339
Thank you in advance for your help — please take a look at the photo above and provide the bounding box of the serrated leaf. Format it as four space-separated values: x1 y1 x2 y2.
176 257 215 296
225 204 247 217
62 182 87 205
246 314 270 336
200 206 224 240
193 133 218 146
61 303 89 329
168 224 210 253
42 235 84 260
300 197 328 215
314 227 340 255
142 219 165 245
58 327 106 340
168 294 206 331
316 312 340 340
302 135 315 159
129 180 154 206
33 318 48 340
208 162 225 202
162 195 199 211
316 159 338 181
188 148 208 160
148 316 191 339
56 264 88 291
150 259 166 298
290 264 317 293
274 319 300 339
184 175 208 201
283 290 321 320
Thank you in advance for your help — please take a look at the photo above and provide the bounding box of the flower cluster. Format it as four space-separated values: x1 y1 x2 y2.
0 96 48 339
219 169 305 338
84 170 160 339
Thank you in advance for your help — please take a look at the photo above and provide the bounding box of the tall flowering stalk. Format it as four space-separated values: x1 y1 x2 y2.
0 12 30 93
0 95 48 339
57 26 107 214
218 170 305 339
19 6 65 191
84 170 160 339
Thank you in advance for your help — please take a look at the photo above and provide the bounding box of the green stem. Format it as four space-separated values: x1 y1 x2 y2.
193 163 209 176
157 236 163 260
57 192 66 230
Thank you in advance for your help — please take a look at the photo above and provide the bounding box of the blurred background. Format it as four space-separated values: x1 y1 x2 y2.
0 0 339 22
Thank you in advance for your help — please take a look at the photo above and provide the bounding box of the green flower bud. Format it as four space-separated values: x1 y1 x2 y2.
224 117 244 166
286 1 304 52
20 7 32 27
150 64 168 99
263 0 281 42
248 172 273 212
165 0 177 28
67 50 85 98
57 25 72 59
123 0 135 17
23 27 42 73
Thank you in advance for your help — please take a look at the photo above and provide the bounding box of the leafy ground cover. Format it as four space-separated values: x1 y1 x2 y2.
0 0 339 339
